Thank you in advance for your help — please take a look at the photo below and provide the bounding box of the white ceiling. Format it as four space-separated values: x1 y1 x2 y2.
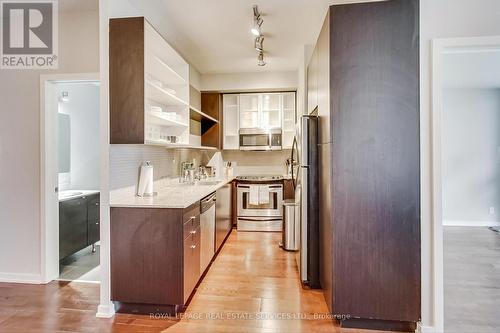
125 0 379 74
59 0 98 13
443 50 500 88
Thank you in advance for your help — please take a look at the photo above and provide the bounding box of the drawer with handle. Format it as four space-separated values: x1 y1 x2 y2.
183 212 200 240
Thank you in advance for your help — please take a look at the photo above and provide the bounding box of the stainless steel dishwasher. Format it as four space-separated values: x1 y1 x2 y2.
200 192 216 273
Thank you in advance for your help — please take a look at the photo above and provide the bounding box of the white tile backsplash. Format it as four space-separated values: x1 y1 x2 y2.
110 145 215 190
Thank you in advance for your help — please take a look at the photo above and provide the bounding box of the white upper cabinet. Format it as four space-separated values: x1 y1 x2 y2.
143 20 190 146
239 94 260 129
282 92 296 149
222 92 296 150
223 94 240 150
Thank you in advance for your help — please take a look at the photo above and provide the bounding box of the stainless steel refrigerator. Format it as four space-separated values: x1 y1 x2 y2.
291 114 320 288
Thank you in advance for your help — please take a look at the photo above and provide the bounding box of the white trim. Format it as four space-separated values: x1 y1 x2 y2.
0 273 44 284
40 73 100 284
96 304 115 318
430 35 500 333
419 324 441 333
97 0 115 318
443 220 500 227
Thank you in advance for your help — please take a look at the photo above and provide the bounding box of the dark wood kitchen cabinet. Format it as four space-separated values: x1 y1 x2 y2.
59 193 100 260
199 92 222 149
310 1 420 331
110 202 201 313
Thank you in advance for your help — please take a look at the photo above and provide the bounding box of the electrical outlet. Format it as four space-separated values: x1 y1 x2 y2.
490 207 496 216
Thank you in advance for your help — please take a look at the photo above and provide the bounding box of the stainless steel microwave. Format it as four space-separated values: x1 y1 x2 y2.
239 128 282 151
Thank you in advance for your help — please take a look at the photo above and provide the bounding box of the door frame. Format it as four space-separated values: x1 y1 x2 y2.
430 35 500 332
40 72 100 283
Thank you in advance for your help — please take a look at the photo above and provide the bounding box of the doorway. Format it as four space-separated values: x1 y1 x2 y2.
431 37 500 332
40 74 100 283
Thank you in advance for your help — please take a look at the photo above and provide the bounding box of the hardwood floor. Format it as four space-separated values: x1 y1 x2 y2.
0 231 388 333
444 226 500 333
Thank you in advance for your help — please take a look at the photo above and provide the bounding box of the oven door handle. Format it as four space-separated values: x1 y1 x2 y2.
237 217 283 222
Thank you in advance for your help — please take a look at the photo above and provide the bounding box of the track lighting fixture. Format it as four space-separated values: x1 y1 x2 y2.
254 36 264 51
251 5 263 36
251 5 266 66
258 51 266 66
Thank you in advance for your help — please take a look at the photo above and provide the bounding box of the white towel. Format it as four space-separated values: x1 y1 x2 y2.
249 185 259 205
258 185 270 205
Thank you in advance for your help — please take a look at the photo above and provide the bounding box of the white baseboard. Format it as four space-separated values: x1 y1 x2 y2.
443 220 500 227
96 303 115 318
0 272 44 284
419 324 443 333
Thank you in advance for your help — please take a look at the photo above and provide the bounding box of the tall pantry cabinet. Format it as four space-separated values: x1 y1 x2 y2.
309 1 421 331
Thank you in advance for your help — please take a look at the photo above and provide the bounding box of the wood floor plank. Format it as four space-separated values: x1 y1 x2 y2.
0 231 391 333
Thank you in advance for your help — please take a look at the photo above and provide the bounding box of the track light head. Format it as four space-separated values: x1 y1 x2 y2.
258 51 266 66
254 36 264 51
251 17 263 36
251 5 263 36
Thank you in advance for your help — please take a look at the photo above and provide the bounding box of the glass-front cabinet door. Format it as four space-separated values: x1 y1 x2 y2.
222 92 296 149
260 93 281 129
282 92 296 149
239 94 260 129
223 94 240 149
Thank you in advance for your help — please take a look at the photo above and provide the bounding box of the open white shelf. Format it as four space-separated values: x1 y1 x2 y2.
146 111 188 128
144 140 218 150
145 140 190 148
146 80 189 107
190 106 219 123
146 52 186 86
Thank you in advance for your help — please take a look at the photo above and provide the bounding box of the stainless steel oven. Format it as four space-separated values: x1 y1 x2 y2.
237 180 283 232
239 128 282 151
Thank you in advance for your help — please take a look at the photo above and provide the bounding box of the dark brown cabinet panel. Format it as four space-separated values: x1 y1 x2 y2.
111 203 202 312
201 93 221 120
200 93 222 149
183 225 200 303
110 208 184 305
109 17 145 144
311 0 420 330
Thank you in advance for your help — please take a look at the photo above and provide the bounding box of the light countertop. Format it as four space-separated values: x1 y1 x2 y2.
59 190 100 202
110 177 235 209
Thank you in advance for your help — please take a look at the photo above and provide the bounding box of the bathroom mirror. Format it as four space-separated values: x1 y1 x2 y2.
58 113 71 173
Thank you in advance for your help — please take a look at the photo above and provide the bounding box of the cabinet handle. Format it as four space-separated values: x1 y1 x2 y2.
190 245 196 249
190 230 197 234
95 203 99 206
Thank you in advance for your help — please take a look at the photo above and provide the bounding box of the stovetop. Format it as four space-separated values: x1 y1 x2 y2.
236 175 284 181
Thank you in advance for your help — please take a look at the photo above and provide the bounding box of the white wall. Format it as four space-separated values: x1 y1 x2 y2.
420 0 500 330
221 150 290 176
442 88 500 225
201 71 297 92
57 83 100 191
110 146 214 190
0 10 99 282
